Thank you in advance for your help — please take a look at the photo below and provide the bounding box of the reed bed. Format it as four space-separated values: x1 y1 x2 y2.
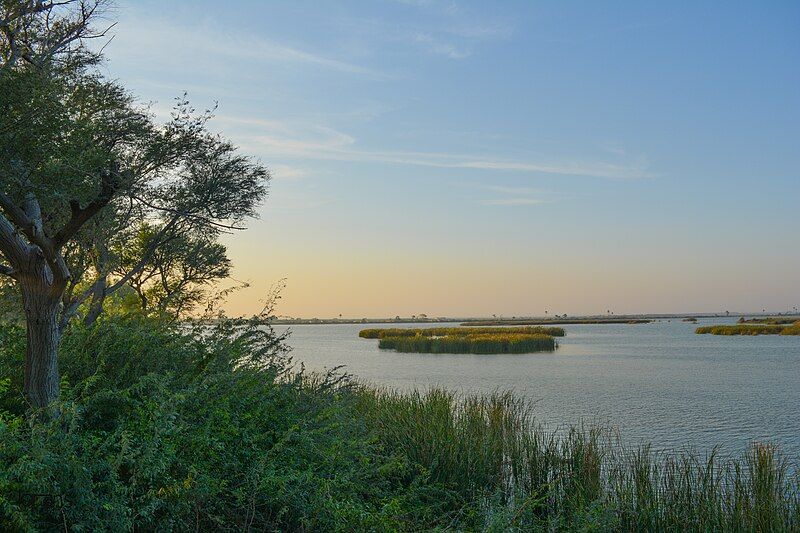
359 325 565 339
739 317 800 325
378 332 557 354
463 318 651 326
697 323 800 336
781 323 800 335
357 388 800 530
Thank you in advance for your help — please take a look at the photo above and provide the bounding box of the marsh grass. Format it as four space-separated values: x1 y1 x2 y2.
697 323 800 336
739 317 800 325
378 333 557 354
359 326 566 338
359 388 800 530
781 323 800 336
463 318 651 326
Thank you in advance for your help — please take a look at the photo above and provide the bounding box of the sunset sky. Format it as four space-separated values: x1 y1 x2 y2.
103 1 799 318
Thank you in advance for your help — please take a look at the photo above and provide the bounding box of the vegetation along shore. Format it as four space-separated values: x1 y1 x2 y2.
3 317 799 530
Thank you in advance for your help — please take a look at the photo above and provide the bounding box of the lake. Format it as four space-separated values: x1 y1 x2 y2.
276 317 800 458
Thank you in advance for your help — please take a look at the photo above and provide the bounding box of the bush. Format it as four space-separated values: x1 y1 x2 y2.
0 317 415 531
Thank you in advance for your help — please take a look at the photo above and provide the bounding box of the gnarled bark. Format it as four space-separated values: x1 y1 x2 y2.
19 267 61 410
23 294 60 409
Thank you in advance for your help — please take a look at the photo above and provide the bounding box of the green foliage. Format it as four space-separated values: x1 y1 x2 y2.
359 325 566 338
114 223 234 318
697 324 800 335
0 316 414 531
0 318 798 530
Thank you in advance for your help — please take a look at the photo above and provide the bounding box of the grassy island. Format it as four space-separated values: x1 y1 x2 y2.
738 316 800 325
462 318 651 326
379 332 557 353
359 325 565 338
696 322 800 335
359 326 562 353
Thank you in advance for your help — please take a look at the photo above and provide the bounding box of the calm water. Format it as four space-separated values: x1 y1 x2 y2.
276 318 800 458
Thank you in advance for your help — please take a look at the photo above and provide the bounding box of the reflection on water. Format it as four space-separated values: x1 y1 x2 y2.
275 317 800 458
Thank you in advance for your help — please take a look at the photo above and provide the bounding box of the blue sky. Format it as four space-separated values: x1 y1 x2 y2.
103 1 799 317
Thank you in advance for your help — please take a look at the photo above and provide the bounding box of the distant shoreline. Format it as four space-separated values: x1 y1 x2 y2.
271 313 787 325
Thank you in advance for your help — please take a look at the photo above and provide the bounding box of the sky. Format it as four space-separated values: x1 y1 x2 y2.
101 1 799 318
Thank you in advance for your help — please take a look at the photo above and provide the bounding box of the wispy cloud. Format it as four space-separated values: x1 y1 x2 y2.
148 108 651 180
269 164 308 181
234 121 652 179
453 159 652 180
107 13 385 78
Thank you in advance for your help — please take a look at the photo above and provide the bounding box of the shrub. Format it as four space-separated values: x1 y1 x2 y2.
0 317 412 531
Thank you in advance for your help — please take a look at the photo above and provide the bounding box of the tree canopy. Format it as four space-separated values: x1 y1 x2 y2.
0 0 270 407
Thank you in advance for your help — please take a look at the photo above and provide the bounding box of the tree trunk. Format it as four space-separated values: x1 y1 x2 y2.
83 276 107 327
21 285 61 410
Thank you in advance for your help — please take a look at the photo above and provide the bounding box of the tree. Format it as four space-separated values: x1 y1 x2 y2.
0 2 269 409
114 223 233 318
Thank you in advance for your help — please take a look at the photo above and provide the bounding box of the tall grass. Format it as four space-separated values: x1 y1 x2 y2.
378 333 557 354
360 326 566 338
697 324 800 336
358 388 800 530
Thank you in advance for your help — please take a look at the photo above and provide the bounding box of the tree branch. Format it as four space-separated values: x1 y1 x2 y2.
130 194 245 232
105 216 181 294
0 210 32 269
53 164 120 249
0 190 33 233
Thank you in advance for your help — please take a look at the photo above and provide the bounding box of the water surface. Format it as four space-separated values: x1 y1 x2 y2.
276 318 800 457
